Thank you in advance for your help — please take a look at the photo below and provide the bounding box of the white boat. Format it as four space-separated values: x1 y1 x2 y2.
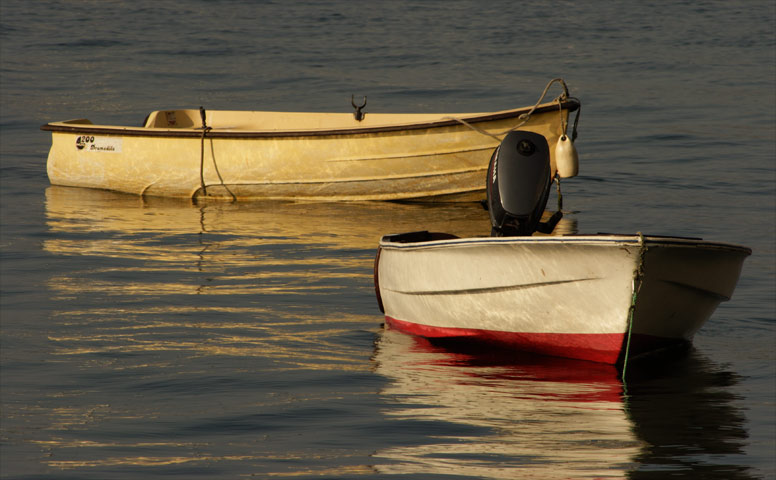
374 232 751 364
41 79 580 201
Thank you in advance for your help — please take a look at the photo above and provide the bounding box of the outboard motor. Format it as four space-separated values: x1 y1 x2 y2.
487 130 560 236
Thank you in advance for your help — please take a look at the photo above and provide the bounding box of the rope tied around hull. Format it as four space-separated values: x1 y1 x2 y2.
622 232 647 383
196 106 236 202
199 106 212 197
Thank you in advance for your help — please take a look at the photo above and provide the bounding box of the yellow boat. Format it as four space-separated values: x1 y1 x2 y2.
41 79 580 201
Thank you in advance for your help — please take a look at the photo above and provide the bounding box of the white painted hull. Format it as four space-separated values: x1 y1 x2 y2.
41 99 578 201
375 233 750 364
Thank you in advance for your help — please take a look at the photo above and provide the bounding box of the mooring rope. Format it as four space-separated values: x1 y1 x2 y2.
621 232 647 383
442 78 573 141
208 139 237 202
558 97 568 137
196 107 237 202
569 96 581 142
199 126 211 196
198 106 211 198
442 116 505 141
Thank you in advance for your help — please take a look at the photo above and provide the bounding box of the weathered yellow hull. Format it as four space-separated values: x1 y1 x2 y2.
42 99 579 201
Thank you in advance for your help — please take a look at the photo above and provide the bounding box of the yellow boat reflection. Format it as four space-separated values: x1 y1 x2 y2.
42 186 576 369
43 186 406 370
44 185 493 250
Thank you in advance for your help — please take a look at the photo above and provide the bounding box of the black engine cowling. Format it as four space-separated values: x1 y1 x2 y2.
487 130 553 236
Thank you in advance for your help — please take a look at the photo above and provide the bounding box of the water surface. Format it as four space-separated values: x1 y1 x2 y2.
1 1 774 478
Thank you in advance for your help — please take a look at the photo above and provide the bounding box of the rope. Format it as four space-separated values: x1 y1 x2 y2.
195 106 236 202
443 78 571 141
207 139 237 202
199 126 211 197
569 96 581 141
554 176 563 211
558 98 568 138
621 232 646 383
443 116 504 141
198 106 211 197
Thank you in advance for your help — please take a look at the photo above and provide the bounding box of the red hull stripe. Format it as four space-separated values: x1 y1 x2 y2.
385 316 625 364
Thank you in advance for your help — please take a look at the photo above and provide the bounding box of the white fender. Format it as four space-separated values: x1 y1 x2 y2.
555 135 579 178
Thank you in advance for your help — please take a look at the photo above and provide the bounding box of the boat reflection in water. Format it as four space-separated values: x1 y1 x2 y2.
41 185 515 385
624 352 753 480
43 185 575 273
41 185 570 474
372 328 640 479
44 185 494 249
372 328 753 479
40 187 750 478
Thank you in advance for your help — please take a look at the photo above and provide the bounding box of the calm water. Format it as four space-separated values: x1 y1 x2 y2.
1 1 774 478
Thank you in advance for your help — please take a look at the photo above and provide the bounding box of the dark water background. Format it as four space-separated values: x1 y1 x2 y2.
1 1 774 478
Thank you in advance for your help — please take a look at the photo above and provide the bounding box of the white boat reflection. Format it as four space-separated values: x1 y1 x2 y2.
371 328 642 479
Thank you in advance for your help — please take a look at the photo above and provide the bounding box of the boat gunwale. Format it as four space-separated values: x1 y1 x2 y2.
40 99 580 139
378 233 753 255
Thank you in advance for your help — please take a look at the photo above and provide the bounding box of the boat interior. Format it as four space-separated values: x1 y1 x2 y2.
141 109 492 131
381 231 460 244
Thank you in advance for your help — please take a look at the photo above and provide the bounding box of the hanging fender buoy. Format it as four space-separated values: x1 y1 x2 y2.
554 134 579 178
